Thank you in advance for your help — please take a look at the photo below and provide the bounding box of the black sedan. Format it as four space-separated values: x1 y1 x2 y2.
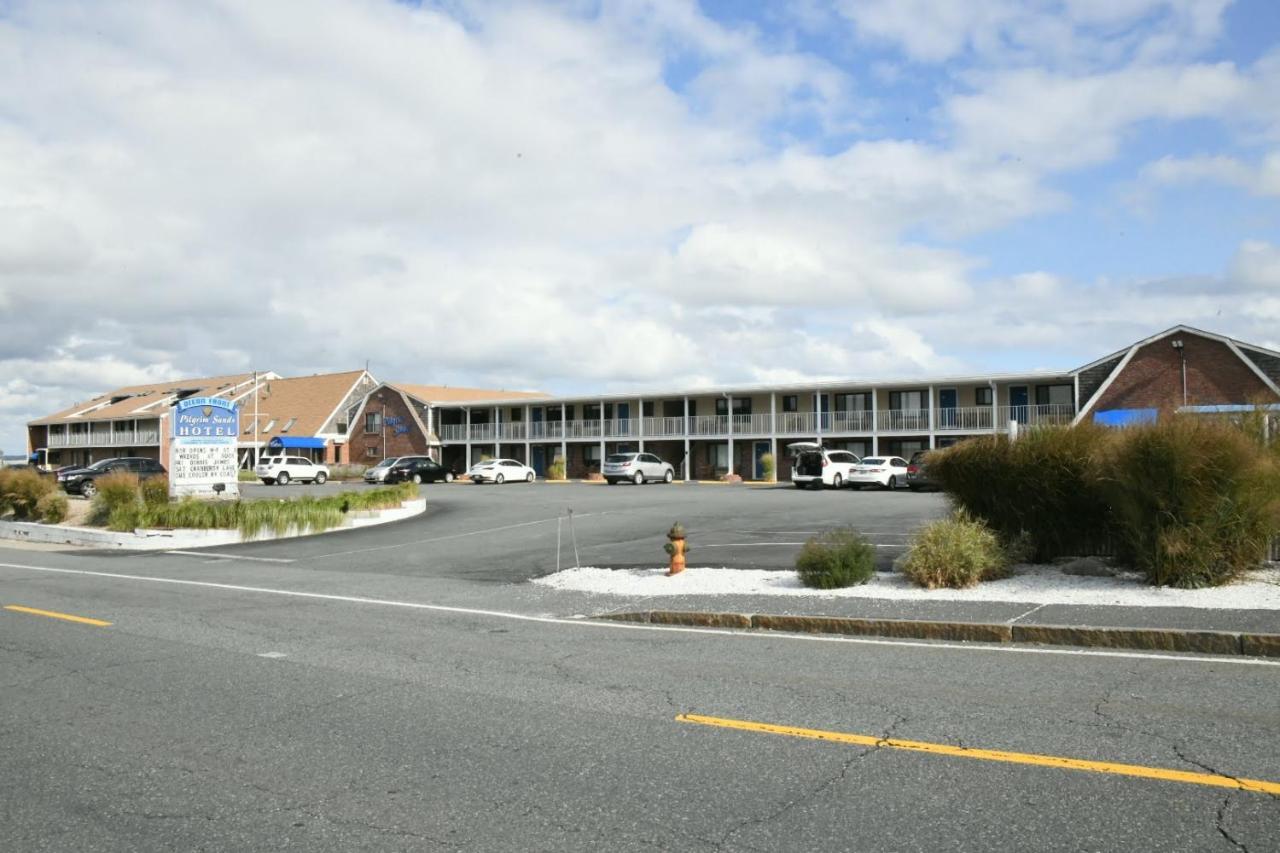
58 457 167 498
383 456 455 485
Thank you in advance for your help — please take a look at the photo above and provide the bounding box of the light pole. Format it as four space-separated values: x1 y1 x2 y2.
1171 339 1187 408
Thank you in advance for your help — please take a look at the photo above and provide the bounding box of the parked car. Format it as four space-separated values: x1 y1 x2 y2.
255 455 329 485
906 450 940 492
467 458 535 484
57 457 167 498
385 456 455 485
603 452 675 485
786 442 861 490
363 457 403 484
848 456 910 490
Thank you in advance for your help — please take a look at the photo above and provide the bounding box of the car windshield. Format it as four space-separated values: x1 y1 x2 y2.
372 458 398 469
862 457 886 465
606 454 635 463
87 460 115 470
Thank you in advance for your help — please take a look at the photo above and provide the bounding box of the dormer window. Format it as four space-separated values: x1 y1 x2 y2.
243 420 257 434
261 419 276 433
281 418 297 433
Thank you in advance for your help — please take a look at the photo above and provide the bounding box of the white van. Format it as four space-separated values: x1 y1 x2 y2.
786 442 861 490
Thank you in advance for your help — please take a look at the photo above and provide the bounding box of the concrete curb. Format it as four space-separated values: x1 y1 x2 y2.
594 610 1280 658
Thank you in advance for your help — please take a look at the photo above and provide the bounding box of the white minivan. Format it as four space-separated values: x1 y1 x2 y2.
787 442 861 490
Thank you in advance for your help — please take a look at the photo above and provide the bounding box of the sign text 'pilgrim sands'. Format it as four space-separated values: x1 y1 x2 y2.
169 397 239 498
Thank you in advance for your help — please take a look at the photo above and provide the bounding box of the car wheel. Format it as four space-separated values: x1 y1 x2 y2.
495 473 505 485
315 472 327 485
81 481 97 499
794 482 805 489
831 473 843 490
525 471 534 483
261 478 274 486
908 484 920 492
664 469 674 483
412 473 423 485
633 471 644 486
277 472 290 485
885 475 896 490
444 472 454 483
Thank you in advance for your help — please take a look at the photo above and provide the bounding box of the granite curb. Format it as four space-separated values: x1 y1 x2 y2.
596 610 1280 657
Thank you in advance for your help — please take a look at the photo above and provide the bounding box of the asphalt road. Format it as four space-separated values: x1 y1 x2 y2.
2 484 1278 851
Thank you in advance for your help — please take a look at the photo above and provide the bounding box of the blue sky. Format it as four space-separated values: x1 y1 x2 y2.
1 0 1279 454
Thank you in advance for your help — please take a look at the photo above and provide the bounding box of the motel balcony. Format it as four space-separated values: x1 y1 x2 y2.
47 427 162 449
438 404 1076 443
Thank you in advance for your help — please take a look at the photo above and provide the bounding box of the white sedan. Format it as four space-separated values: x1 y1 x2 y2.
467 458 536 484
847 456 910 490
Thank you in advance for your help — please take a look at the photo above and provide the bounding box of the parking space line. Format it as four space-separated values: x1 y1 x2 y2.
676 713 1280 795
4 604 112 627
305 512 614 560
2 561 1279 668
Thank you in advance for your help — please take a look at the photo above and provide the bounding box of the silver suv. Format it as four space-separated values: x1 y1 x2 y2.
603 452 675 485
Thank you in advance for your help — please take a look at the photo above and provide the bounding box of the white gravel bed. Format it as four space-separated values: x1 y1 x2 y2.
533 564 1280 610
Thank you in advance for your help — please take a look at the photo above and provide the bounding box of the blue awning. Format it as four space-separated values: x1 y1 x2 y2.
1093 409 1158 427
267 436 327 450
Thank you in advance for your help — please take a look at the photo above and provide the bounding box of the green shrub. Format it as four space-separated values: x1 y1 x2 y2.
141 475 169 507
900 513 1010 589
0 468 55 520
36 492 69 524
929 424 1115 562
795 528 876 589
327 464 368 481
760 453 775 482
88 472 141 527
1104 416 1280 587
546 458 566 481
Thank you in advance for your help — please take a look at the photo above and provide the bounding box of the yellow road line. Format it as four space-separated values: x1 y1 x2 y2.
4 605 112 627
676 713 1280 796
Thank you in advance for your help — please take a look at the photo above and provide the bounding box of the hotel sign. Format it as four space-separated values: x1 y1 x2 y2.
170 397 239 498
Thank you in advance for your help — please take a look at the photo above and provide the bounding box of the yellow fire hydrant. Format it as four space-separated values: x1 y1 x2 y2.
664 522 687 576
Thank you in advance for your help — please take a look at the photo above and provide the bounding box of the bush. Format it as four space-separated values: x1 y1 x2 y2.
546 458 566 481
327 464 368 481
929 424 1115 562
760 453 775 482
36 492 69 524
238 469 259 482
1104 417 1280 587
141 475 169 507
88 472 141 528
0 468 55 521
899 513 1010 589
795 528 876 589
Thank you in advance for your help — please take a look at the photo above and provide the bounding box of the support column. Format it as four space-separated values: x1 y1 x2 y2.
683 396 691 482
465 407 472 468
769 393 777 481
815 391 823 447
560 403 568 476
870 389 879 456
493 406 500 458
524 404 531 468
598 398 606 473
638 398 645 452
990 381 998 435
726 394 734 477
928 385 936 449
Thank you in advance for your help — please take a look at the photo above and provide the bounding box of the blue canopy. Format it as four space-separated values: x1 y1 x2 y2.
267 436 327 450
1093 409 1158 427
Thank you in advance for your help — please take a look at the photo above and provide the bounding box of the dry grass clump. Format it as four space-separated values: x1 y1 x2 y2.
899 513 1010 589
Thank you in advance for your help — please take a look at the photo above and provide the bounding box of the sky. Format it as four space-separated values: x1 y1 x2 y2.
1 0 1279 454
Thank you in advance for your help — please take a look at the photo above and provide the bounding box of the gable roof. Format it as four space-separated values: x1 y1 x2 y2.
30 373 261 426
389 383 545 404
234 370 372 442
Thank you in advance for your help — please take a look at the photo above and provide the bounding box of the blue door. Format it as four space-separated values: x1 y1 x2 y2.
1009 386 1029 423
754 441 770 479
531 446 545 476
938 389 957 429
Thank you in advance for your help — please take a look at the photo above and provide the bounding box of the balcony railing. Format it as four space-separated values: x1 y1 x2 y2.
48 429 162 449
437 405 1078 441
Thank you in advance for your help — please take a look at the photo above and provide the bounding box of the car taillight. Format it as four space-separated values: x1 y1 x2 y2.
822 458 828 467
907 465 918 474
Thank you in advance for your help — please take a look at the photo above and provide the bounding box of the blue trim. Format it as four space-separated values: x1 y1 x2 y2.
267 436 327 450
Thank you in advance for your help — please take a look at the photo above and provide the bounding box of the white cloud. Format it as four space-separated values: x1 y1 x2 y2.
1138 151 1280 196
1230 240 1280 291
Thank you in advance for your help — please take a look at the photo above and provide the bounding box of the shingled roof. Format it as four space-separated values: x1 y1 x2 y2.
30 373 260 426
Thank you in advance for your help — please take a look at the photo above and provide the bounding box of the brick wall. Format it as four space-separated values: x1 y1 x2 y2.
349 392 434 464
1093 333 1278 413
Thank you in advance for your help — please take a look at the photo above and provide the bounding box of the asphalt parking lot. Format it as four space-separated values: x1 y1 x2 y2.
231 480 951 579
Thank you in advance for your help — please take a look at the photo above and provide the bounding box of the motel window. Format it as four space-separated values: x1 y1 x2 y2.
1036 385 1074 407
583 445 601 465
835 393 870 412
510 408 523 422
643 402 654 418
889 390 925 411
975 387 993 407
716 398 728 416
782 395 798 413
261 420 276 433
708 443 728 470
365 412 381 433
584 404 601 421
336 421 348 434
281 417 297 433
365 446 378 458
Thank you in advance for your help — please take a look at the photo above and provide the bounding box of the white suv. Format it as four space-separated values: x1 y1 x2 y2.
255 455 330 486
603 452 676 485
787 442 861 490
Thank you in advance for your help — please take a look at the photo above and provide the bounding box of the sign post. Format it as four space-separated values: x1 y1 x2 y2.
170 397 240 499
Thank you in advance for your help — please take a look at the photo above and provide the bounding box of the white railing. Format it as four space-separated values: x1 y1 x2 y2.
468 423 496 441
935 407 995 431
498 422 526 441
998 404 1076 426
688 415 727 436
832 411 873 432
775 412 817 434
528 421 564 440
48 429 162 448
563 419 603 439
877 409 931 432
605 418 639 438
731 413 773 434
643 416 686 437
